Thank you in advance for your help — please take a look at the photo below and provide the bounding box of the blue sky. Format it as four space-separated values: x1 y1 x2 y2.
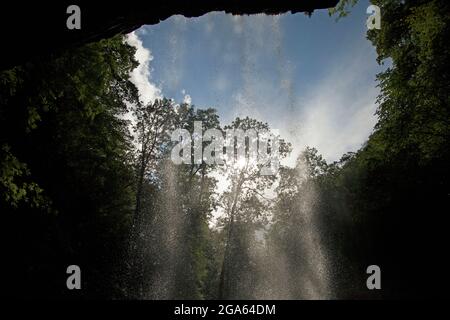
127 0 384 164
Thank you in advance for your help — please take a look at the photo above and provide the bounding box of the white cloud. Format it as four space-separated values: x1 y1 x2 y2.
125 32 162 104
224 15 379 164
282 45 380 165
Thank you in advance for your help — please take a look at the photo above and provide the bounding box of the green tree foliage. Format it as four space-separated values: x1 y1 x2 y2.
130 101 222 299
0 36 139 298
216 117 291 299
368 0 450 161
320 0 450 298
329 0 359 19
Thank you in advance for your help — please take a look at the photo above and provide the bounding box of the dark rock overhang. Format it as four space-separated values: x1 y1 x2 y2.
0 0 338 70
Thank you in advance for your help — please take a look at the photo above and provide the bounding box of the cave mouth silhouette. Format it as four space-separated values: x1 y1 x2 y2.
1 1 338 71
